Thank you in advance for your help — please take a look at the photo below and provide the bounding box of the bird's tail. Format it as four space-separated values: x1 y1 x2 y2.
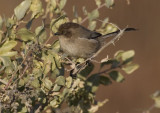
101 28 136 39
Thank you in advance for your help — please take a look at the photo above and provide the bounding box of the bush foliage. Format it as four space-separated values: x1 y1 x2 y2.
0 0 139 112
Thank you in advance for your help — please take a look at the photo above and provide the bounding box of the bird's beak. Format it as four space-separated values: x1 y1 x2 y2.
54 32 61 36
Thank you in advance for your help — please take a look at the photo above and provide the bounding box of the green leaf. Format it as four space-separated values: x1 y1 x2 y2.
80 62 94 77
18 28 35 41
35 25 47 43
101 17 109 28
82 6 88 15
31 79 40 88
0 40 17 52
101 60 119 68
66 76 72 88
0 40 17 57
0 32 2 43
105 23 118 34
0 16 3 29
0 56 11 67
52 68 64 77
30 0 43 18
99 76 112 85
47 50 62 70
88 21 97 30
62 88 69 97
51 17 68 33
73 6 78 18
51 40 60 52
32 68 43 78
122 63 139 74
18 79 25 87
5 66 14 74
121 50 135 61
20 106 28 113
50 99 59 108
95 0 101 7
43 77 53 90
55 76 65 86
89 99 108 113
6 18 15 28
114 50 124 60
53 84 61 92
50 0 57 11
111 60 120 68
76 58 85 64
59 0 67 9
88 9 99 21
87 74 100 93
51 60 56 72
105 0 115 8
109 71 124 82
44 62 51 75
92 85 99 93
14 0 31 20
0 51 17 57
152 91 160 108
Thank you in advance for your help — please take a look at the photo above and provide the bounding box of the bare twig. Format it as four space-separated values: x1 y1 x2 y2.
92 28 125 58
72 62 88 75
42 32 53 47
143 104 155 113
34 105 42 113
12 64 29 85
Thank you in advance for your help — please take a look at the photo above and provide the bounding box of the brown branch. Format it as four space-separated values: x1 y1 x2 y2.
72 62 88 75
4 44 34 90
95 62 122 75
92 28 125 58
143 104 155 113
12 64 29 85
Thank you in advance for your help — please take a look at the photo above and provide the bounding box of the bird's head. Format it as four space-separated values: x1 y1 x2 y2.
54 22 80 38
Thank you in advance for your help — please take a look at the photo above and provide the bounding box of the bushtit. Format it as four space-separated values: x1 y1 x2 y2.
54 22 135 58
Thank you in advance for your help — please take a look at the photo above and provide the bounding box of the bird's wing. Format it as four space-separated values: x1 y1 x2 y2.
89 31 102 39
77 26 102 39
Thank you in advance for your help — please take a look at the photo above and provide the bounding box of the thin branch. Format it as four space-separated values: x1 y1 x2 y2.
96 68 111 75
143 104 155 113
4 44 34 90
80 3 106 24
0 79 7 85
72 61 88 75
42 32 53 47
92 28 125 58
12 64 29 85
95 62 121 75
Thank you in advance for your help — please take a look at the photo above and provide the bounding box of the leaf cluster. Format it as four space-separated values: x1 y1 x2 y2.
0 0 138 113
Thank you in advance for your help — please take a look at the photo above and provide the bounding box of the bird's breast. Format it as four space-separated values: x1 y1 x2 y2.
59 37 100 58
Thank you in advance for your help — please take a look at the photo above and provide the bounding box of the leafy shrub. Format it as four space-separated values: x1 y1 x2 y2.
0 0 139 112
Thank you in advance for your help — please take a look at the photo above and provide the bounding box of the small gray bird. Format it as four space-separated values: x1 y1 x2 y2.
54 22 135 58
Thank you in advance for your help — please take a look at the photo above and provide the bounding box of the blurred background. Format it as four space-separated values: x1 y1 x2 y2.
0 0 160 113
